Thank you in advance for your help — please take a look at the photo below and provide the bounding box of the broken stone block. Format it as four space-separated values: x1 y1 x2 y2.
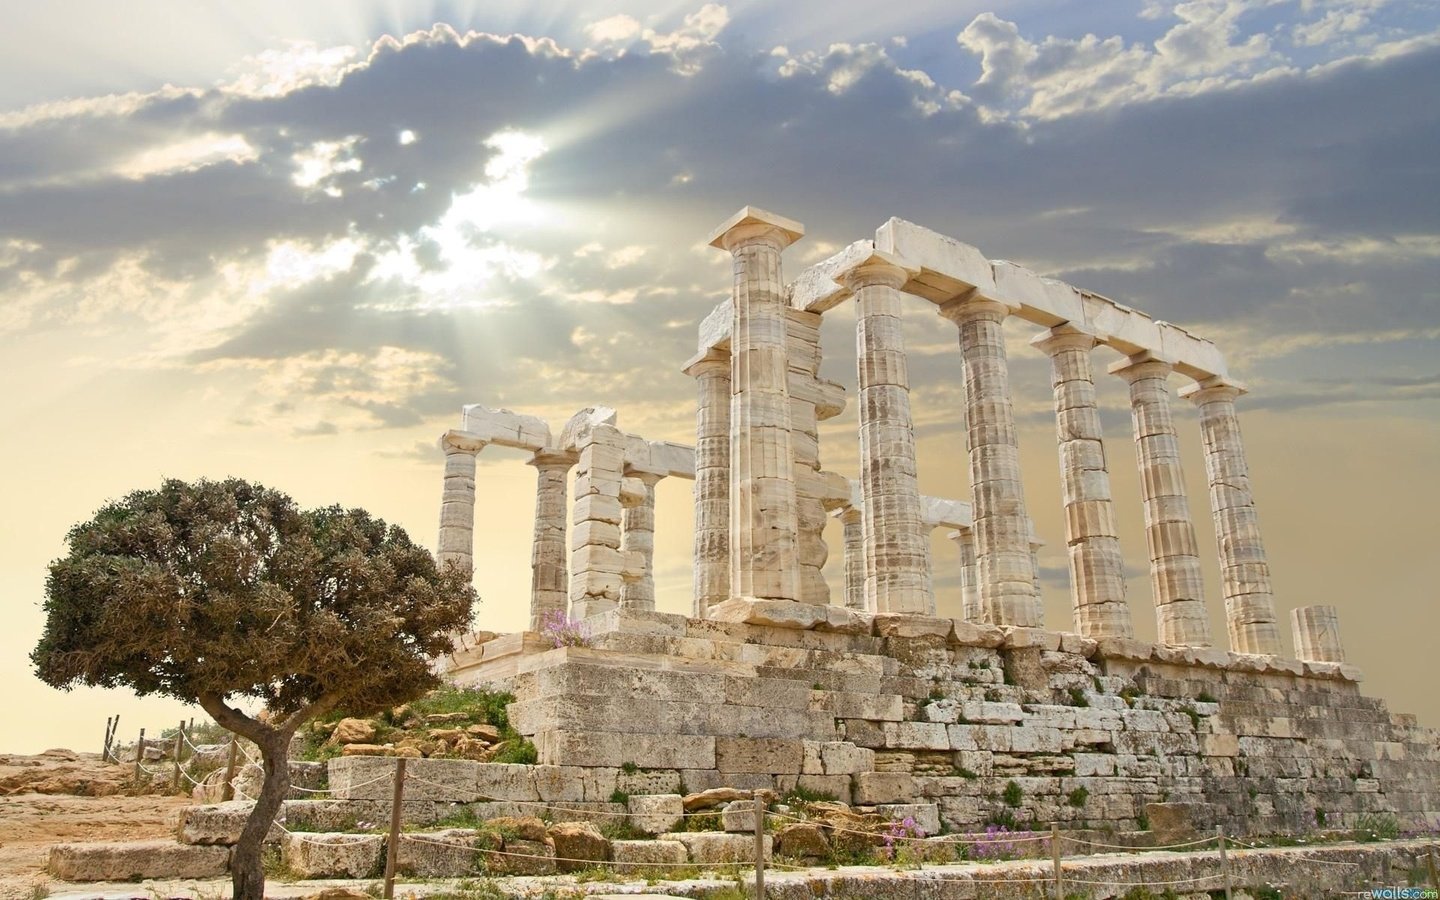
774 823 831 861
548 821 611 872
611 838 689 874
282 833 385 879
177 801 282 845
720 799 758 833
875 803 940 836
627 793 684 834
49 841 230 881
396 829 491 878
852 772 915 805
483 838 556 876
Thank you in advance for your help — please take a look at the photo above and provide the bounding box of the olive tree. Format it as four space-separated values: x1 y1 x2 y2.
32 478 475 899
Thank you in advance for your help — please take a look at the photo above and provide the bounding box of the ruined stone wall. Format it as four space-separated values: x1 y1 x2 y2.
452 609 1440 836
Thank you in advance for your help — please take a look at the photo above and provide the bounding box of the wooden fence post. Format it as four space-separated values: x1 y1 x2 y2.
221 737 240 802
1051 823 1062 899
383 757 408 900
171 721 185 793
1218 826 1231 900
133 728 146 782
753 788 766 900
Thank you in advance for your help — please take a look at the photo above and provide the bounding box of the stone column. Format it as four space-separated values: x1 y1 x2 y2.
619 472 662 611
837 507 866 611
1032 326 1133 639
1180 378 1282 656
1109 355 1211 647
569 423 626 619
527 451 572 632
938 296 1040 627
685 349 731 617
708 207 804 603
839 251 932 615
1291 605 1344 663
947 529 981 622
437 430 486 577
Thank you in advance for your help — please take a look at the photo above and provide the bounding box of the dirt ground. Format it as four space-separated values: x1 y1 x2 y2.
0 751 193 898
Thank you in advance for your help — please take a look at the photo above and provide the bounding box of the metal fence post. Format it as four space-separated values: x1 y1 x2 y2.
383 757 408 900
1218 826 1231 900
753 788 766 900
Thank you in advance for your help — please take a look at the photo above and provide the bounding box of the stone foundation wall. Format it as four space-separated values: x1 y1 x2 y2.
446 608 1440 836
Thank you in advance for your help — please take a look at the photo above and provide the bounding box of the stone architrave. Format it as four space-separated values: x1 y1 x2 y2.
708 207 805 603
1291 605 1345 663
1032 325 1133 639
836 507 866 611
1180 378 1282 656
938 295 1040 627
568 423 627 619
837 251 932 615
684 349 731 617
619 472 663 611
1109 354 1211 647
527 451 573 632
947 529 981 622
437 430 486 578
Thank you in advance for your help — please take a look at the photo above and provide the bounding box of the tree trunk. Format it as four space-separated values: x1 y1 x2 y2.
231 729 292 900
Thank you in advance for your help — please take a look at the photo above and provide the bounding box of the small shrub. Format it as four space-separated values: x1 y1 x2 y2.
621 761 640 774
1066 686 1090 708
1315 808 1327 827
609 789 630 805
539 609 592 648
1182 705 1202 730
1135 811 1150 831
1196 690 1218 704
1353 812 1400 842
1002 780 1023 808
1119 684 1144 707
952 766 979 779
492 738 537 765
984 688 1002 702
599 819 648 841
678 812 722 832
782 784 839 805
1067 787 1089 808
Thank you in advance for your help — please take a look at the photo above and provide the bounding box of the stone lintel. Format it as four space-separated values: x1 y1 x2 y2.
831 248 919 290
1177 374 1249 401
460 403 552 451
1106 350 1175 380
682 347 730 377
439 429 487 454
707 206 804 251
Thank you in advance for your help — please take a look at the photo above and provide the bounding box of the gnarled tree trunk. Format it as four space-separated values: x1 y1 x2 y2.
231 729 293 900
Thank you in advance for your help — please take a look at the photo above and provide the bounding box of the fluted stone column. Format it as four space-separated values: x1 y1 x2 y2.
437 430 486 577
837 507 866 611
619 473 662 611
1292 605 1345 663
1109 355 1211 647
709 207 804 603
939 296 1040 627
1181 378 1282 656
685 349 731 617
948 529 981 622
527 451 572 632
839 251 931 614
1032 326 1133 639
569 423 626 619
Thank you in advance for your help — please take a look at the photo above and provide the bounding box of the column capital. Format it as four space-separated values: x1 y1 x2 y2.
623 468 666 486
707 206 804 253
937 291 1016 324
527 449 575 470
1030 323 1098 356
1178 375 1248 404
682 347 731 378
833 249 917 291
439 429 487 454
946 528 973 544
1107 352 1173 384
832 506 862 525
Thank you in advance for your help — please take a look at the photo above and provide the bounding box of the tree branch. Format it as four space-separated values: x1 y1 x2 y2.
277 691 343 734
196 692 269 744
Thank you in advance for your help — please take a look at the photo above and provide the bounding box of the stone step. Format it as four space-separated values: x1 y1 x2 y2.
48 841 230 882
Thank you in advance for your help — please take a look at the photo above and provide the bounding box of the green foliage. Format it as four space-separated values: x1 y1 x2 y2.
1182 705 1202 730
405 684 514 731
1119 684 1145 707
492 737 537 765
1135 811 1150 831
986 808 1019 830
598 819 648 841
951 766 979 779
677 812 722 832
782 784 839 805
1067 786 1089 808
426 879 508 900
1196 690 1218 704
32 477 475 718
1353 811 1400 841
609 789 630 805
984 688 1002 702
1066 686 1090 708
1002 780 1023 808
621 761 640 774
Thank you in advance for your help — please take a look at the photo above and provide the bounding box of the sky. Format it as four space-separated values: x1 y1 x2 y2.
2 0 1438 755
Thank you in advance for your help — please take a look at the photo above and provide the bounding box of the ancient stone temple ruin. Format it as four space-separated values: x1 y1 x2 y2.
432 207 1440 835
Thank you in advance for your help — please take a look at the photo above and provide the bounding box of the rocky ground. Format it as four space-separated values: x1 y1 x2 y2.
0 751 192 899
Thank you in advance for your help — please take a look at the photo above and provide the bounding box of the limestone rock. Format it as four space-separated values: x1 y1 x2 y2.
484 838 556 876
548 821 610 872
396 829 489 878
330 718 378 745
340 743 394 757
682 786 752 811
48 841 229 881
282 833 384 879
720 799 758 833
663 831 771 865
628 793 683 834
611 839 688 874
487 815 550 842
775 823 831 861
852 772 915 805
177 800 282 845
